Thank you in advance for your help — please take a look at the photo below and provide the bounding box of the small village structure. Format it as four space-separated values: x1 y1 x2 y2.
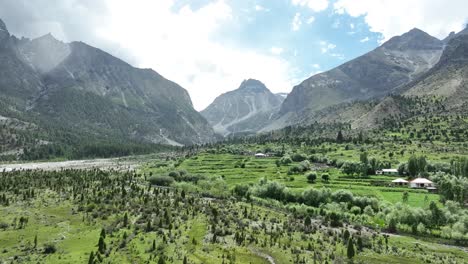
254 153 267 158
376 169 399 176
410 178 434 189
391 178 408 186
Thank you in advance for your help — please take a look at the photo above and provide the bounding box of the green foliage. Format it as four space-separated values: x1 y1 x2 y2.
148 175 175 186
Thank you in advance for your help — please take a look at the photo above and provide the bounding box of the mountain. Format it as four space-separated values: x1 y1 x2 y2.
201 79 283 136
0 18 215 157
404 32 468 112
266 28 444 131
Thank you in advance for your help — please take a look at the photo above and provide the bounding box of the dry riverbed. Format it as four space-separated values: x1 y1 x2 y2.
0 157 141 172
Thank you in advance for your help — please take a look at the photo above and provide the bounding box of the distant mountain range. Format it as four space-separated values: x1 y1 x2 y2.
201 26 468 134
0 18 215 155
1 16 467 156
201 79 285 136
260 26 468 132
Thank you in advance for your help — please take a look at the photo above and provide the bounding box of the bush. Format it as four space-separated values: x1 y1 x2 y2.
280 155 293 165
254 181 288 201
331 190 354 203
291 153 307 162
321 174 330 182
148 176 175 186
306 173 317 183
43 243 57 254
233 184 250 198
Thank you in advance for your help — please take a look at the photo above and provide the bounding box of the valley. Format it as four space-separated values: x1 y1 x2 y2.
0 8 468 264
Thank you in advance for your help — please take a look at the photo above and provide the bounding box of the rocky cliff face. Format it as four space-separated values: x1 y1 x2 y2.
0 19 215 146
271 28 444 130
404 32 468 112
201 79 283 136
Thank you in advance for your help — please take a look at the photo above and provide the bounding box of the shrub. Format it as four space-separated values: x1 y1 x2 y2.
291 153 307 162
43 243 57 254
306 173 317 183
321 174 330 182
148 176 175 186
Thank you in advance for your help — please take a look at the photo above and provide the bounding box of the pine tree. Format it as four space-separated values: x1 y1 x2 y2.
98 236 106 254
347 238 355 259
34 234 38 249
88 251 95 264
336 130 344 143
123 212 128 227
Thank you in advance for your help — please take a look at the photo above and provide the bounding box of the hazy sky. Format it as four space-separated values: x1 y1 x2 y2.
0 0 467 110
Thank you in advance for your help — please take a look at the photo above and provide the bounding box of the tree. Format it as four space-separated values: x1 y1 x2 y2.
123 212 128 227
408 155 418 177
402 191 409 203
34 234 37 249
321 174 330 183
88 251 95 264
304 216 311 227
183 256 188 264
98 236 106 254
306 173 317 183
336 130 344 143
158 255 166 264
347 238 355 259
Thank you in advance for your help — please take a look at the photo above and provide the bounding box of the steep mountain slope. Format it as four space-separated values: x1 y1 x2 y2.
267 28 444 131
404 32 468 112
201 79 283 136
0 19 215 152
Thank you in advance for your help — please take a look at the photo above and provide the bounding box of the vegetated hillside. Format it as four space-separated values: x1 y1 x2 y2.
0 18 215 160
201 79 283 136
264 28 444 131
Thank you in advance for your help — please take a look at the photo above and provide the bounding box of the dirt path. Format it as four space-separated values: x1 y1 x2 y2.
251 249 276 264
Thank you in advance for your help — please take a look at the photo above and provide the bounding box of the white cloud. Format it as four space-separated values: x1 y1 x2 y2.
270 46 284 55
350 23 355 29
330 53 345 60
320 41 336 53
334 0 468 41
292 0 329 12
292 12 302 31
254 5 268 12
360 36 370 42
306 16 315 24
97 0 296 110
312 63 320 69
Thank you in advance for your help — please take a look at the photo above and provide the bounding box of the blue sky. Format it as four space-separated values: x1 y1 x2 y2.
1 0 467 110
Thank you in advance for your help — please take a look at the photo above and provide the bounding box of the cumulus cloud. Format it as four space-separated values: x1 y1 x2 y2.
0 0 297 110
334 0 468 41
320 41 336 53
292 0 329 12
360 37 370 42
306 16 315 24
292 13 302 31
270 47 284 55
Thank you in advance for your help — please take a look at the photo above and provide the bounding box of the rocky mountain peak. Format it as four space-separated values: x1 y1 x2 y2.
0 19 10 41
0 19 7 32
238 79 268 93
382 28 442 51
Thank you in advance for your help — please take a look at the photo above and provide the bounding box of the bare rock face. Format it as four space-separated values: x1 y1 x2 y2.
272 28 444 130
0 18 215 146
201 79 284 136
404 33 468 112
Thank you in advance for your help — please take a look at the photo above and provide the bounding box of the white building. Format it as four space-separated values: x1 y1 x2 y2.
254 153 267 158
376 169 399 176
410 178 434 188
391 178 408 186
